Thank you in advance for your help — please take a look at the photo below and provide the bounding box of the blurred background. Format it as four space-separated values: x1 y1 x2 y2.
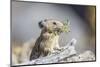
11 1 96 54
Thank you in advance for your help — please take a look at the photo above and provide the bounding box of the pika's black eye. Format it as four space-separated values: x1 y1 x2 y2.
53 22 56 25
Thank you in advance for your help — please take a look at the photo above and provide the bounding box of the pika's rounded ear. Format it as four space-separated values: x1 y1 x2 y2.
44 18 48 22
38 21 44 29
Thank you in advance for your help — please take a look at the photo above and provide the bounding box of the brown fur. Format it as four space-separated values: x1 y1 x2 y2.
30 19 64 60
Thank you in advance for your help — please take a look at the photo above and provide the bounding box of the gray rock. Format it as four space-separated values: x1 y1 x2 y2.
13 38 95 66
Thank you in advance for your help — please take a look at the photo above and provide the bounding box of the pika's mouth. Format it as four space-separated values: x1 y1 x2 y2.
47 23 70 35
54 25 70 35
54 28 63 33
47 28 63 35
46 28 61 35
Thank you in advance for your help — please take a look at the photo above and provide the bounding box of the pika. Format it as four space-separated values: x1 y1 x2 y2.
30 19 64 60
